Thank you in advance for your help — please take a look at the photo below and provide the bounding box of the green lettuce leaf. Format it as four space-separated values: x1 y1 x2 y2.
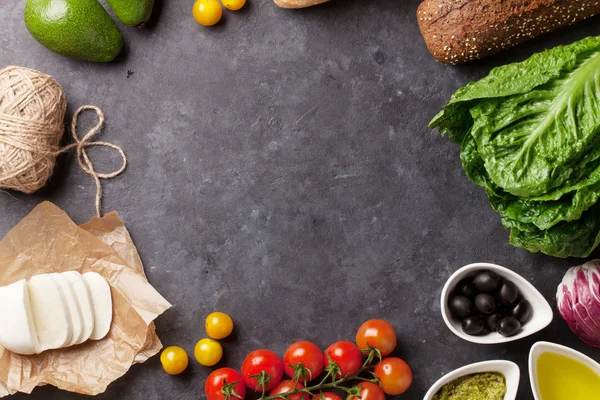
460 133 600 231
430 36 600 140
508 203 600 258
470 51 600 198
432 36 600 258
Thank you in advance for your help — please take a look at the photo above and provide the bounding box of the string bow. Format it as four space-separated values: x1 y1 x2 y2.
60 106 127 217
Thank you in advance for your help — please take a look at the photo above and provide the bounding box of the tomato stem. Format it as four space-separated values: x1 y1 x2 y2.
317 370 332 386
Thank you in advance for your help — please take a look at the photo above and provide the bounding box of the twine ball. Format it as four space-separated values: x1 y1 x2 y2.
0 66 66 194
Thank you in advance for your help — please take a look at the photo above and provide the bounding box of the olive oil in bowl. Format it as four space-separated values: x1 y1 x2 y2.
537 352 600 400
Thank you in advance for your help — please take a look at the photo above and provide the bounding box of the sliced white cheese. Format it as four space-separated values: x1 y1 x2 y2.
50 273 82 346
83 272 112 340
62 271 94 345
0 280 39 355
28 274 72 351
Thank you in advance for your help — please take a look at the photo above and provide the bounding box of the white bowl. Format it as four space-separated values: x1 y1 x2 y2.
528 341 600 400
423 360 520 400
441 262 553 344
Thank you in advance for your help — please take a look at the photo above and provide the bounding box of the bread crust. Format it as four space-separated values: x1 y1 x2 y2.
417 0 600 64
274 0 329 8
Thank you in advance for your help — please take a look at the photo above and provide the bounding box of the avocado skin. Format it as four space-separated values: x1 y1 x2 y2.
24 0 124 63
106 0 154 27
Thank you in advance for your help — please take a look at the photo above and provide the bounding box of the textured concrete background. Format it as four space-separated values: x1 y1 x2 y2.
1 0 600 399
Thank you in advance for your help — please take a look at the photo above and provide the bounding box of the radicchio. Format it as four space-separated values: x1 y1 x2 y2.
557 260 600 348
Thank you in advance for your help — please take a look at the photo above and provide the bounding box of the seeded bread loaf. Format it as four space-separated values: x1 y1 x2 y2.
274 0 328 8
417 0 600 64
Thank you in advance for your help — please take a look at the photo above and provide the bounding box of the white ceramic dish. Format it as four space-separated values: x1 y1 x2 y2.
528 341 600 400
441 262 553 344
423 360 520 400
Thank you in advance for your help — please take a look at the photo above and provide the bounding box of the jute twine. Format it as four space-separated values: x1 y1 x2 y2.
0 66 126 217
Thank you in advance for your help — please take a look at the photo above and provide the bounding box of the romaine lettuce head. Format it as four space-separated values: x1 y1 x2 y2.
432 36 600 258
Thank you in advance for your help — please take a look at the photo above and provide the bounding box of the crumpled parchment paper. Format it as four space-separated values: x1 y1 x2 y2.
0 201 171 396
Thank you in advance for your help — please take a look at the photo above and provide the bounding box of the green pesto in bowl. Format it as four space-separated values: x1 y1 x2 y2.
433 372 506 400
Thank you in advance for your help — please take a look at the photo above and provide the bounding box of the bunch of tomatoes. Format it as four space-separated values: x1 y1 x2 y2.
203 319 413 400
192 0 247 27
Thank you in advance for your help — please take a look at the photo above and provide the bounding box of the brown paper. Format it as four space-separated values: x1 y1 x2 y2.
0 202 171 396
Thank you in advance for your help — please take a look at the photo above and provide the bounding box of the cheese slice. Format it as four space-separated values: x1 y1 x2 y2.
51 273 83 346
62 271 94 345
83 272 112 340
0 280 39 355
28 274 72 351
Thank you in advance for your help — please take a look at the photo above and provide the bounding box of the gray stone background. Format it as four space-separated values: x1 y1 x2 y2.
1 0 600 398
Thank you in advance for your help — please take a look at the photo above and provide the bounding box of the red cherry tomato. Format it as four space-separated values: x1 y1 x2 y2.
269 380 309 400
323 341 363 379
374 357 413 395
284 341 324 382
205 368 247 400
312 393 344 400
241 349 284 392
349 382 385 400
355 319 397 356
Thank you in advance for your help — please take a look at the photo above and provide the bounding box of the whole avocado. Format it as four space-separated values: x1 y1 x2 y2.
106 0 154 27
24 0 123 62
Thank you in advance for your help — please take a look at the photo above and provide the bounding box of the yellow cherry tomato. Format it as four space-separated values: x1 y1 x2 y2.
160 346 189 375
205 312 234 339
222 0 246 11
194 338 223 366
192 0 223 27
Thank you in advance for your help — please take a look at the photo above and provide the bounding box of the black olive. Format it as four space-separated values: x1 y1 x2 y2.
487 313 503 331
455 278 476 298
462 315 485 336
512 299 532 324
449 296 475 318
494 303 511 315
498 280 519 305
475 293 496 315
473 270 503 292
497 317 522 337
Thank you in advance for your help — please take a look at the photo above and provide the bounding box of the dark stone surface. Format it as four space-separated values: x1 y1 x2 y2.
1 0 600 398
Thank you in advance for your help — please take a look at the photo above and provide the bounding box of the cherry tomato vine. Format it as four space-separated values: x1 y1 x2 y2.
231 347 384 400
201 319 412 400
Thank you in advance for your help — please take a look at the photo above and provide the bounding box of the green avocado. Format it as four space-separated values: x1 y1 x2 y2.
106 0 154 27
24 0 123 63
